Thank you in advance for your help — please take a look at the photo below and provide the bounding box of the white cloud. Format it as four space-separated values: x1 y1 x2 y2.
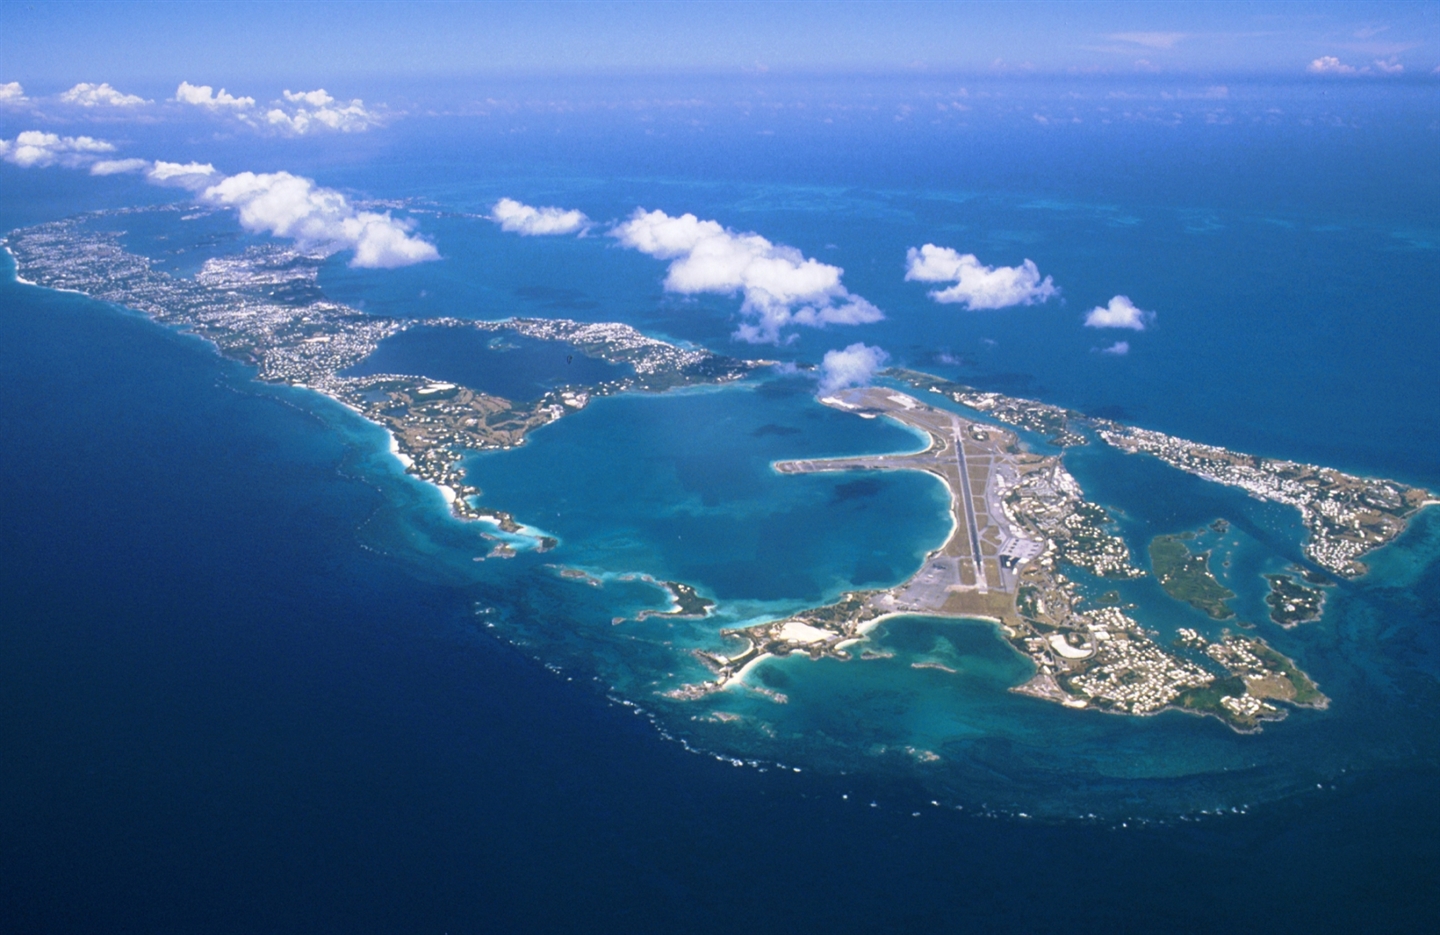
201 171 438 268
1099 341 1131 356
147 160 220 190
0 82 27 105
1084 295 1154 330
175 81 255 109
59 82 150 107
0 137 439 269
90 158 150 176
0 130 115 168
265 89 377 134
612 208 882 344
1309 56 1359 75
491 197 589 235
904 244 1059 310
283 89 334 108
818 343 890 395
1308 55 1406 76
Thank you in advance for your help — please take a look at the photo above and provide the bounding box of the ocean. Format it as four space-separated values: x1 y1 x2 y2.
2 75 1438 931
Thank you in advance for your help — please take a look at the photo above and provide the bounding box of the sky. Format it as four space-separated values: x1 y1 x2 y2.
1 0 1437 88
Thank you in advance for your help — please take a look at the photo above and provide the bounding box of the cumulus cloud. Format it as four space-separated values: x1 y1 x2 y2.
60 82 150 107
904 244 1059 310
1309 56 1357 75
1099 340 1131 356
0 82 27 105
172 84 380 135
1084 295 1154 330
265 89 377 134
0 130 115 168
147 160 220 189
283 89 333 108
818 343 890 395
491 197 589 235
90 158 150 176
612 208 882 344
1372 58 1404 75
175 81 254 109
1 130 437 269
200 171 438 268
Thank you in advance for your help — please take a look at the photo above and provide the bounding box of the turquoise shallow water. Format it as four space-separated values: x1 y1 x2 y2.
464 377 949 604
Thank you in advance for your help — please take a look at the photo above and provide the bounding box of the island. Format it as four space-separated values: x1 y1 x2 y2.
1264 573 1327 628
1149 533 1236 620
635 581 716 621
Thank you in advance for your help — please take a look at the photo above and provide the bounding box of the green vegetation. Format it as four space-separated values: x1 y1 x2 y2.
1176 676 1248 714
1263 573 1325 627
1250 641 1326 706
637 581 716 620
633 576 717 619
665 581 715 618
1016 585 1041 619
801 591 883 628
1150 534 1236 619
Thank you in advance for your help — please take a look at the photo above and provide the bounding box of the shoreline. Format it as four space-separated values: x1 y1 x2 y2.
4 244 81 294
385 430 415 469
710 609 1010 692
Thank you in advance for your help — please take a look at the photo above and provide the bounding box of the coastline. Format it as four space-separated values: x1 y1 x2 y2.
680 387 1334 735
385 430 415 469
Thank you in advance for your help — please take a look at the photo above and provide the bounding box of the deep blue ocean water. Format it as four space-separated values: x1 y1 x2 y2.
3 76 1439 931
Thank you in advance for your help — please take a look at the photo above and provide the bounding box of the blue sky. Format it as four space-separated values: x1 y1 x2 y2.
2 0 1437 87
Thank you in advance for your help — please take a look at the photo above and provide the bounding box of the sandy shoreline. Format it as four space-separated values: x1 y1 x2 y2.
717 609 1010 691
385 430 415 469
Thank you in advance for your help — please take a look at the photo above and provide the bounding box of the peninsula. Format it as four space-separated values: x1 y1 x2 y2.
887 368 1434 579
